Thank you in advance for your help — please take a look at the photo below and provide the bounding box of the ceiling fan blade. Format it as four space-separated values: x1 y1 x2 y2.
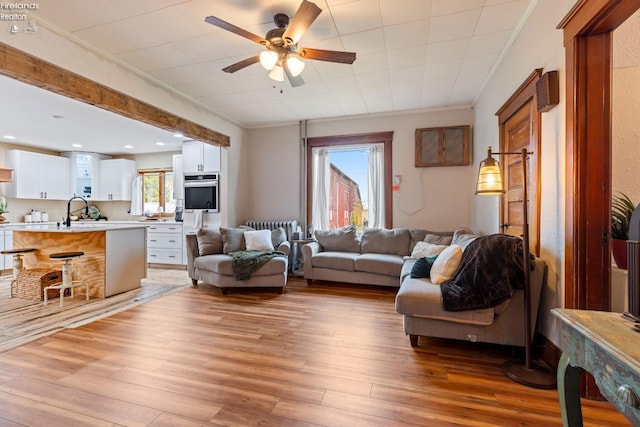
282 0 322 45
283 61 305 87
222 55 260 73
298 48 356 64
205 16 267 45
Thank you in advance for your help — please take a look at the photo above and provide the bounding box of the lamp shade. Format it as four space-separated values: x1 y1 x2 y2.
286 55 305 77
476 152 505 195
268 64 285 82
259 51 278 70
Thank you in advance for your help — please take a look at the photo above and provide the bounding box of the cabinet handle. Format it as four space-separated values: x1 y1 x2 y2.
150 239 157 242
168 240 176 243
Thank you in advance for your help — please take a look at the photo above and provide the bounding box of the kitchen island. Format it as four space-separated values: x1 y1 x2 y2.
12 224 147 298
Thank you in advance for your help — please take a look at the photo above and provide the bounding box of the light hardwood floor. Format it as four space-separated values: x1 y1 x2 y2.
0 275 630 426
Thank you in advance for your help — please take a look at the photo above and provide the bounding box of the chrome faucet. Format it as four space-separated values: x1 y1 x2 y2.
65 196 89 227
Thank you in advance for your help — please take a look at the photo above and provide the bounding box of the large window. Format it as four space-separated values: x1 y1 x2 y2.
140 169 175 214
306 132 393 231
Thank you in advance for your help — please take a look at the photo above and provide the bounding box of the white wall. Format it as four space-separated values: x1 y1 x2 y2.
246 108 475 230
473 0 573 345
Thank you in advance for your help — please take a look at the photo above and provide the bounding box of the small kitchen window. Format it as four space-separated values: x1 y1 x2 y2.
415 125 471 167
140 169 174 214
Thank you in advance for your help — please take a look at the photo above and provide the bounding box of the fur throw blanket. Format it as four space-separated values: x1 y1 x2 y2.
440 234 533 311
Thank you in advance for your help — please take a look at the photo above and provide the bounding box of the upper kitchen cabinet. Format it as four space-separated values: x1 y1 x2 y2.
5 150 70 200
182 140 221 173
62 151 110 200
98 158 136 201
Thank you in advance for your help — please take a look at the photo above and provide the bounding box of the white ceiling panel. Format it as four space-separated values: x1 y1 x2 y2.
2 0 540 151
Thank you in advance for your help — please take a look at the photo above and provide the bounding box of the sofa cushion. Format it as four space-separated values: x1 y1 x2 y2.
409 229 454 251
410 241 447 259
355 253 404 276
312 251 358 272
395 276 495 326
430 244 463 284
244 229 274 251
271 227 287 248
411 255 439 278
196 228 223 256
220 226 253 254
315 225 360 252
195 254 287 276
360 227 410 256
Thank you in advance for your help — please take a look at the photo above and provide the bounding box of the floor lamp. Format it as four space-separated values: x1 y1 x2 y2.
476 146 556 389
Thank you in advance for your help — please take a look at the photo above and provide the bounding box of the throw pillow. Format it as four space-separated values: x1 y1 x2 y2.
410 241 447 259
271 227 287 249
430 244 463 284
410 254 439 278
314 225 360 252
423 233 453 245
244 229 275 251
220 227 249 254
360 227 410 255
196 228 223 256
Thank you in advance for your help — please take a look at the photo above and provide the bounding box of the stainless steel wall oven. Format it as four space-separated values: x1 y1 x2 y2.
184 173 219 211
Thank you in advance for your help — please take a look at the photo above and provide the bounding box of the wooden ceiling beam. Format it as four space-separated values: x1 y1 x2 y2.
0 42 230 148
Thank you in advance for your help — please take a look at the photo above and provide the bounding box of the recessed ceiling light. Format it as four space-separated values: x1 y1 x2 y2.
173 133 184 138
3 135 16 140
156 142 165 146
72 144 83 148
124 145 134 149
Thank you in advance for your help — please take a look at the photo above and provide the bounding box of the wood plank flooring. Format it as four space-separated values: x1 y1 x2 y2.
0 275 631 426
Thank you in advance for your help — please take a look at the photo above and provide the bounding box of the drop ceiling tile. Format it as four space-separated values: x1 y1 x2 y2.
391 85 422 110
423 60 464 79
170 35 231 63
351 52 389 75
386 44 428 70
431 0 484 17
116 45 195 73
425 39 471 64
467 30 512 56
34 0 130 31
331 0 382 35
379 0 432 25
341 29 385 55
383 19 430 50
428 8 482 43
475 0 530 35
389 66 425 87
355 71 391 89
457 53 499 79
111 0 192 16
75 19 169 54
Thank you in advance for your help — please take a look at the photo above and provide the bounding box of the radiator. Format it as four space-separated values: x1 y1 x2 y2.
245 220 298 241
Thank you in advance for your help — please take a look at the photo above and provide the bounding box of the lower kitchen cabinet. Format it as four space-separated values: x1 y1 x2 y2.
146 223 183 265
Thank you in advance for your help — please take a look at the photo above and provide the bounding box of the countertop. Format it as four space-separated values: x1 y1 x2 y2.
10 223 149 232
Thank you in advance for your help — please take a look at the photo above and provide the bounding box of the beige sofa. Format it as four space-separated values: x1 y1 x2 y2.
186 227 290 294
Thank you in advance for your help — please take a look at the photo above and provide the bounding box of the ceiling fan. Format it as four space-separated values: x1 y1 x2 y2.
204 0 356 87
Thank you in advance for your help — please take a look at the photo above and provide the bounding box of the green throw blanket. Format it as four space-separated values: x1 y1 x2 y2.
231 250 287 280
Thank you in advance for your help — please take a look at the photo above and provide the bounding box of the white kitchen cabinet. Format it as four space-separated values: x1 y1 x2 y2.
182 140 220 173
1 229 11 270
62 151 111 200
146 223 183 265
5 150 71 200
98 159 136 201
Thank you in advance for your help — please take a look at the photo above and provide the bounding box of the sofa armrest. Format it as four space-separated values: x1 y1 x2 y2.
185 233 200 280
278 240 291 256
301 241 320 279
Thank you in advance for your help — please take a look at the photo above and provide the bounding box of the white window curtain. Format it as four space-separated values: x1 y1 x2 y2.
367 144 385 228
311 148 330 231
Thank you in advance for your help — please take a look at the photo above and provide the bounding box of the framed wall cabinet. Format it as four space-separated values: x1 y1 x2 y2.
415 125 471 167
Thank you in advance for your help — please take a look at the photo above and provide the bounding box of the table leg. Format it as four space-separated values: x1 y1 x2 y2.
558 351 584 427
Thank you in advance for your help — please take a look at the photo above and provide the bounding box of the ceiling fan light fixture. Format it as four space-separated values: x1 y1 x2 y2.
286 55 305 77
268 64 285 82
259 50 278 70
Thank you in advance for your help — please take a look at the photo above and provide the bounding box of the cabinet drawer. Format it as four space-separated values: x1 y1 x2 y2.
147 248 182 264
147 233 182 248
147 224 183 233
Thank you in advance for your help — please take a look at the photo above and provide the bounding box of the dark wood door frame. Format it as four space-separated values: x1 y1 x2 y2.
306 132 393 229
558 0 640 399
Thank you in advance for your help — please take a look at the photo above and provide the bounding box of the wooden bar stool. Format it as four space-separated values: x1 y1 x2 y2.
43 251 89 307
1 247 36 292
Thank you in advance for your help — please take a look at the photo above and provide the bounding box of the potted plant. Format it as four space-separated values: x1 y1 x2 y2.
611 192 636 269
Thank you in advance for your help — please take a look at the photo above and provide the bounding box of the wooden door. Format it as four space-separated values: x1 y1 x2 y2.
501 101 538 255
496 70 541 257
